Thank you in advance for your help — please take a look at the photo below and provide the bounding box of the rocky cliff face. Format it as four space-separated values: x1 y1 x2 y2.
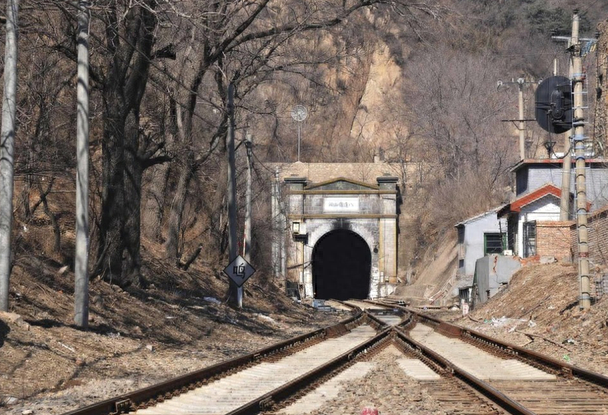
349 42 404 153
251 14 410 162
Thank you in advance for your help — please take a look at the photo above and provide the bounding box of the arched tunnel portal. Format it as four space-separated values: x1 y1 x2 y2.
312 229 371 300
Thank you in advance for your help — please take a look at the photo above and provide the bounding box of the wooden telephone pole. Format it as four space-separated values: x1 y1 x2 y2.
498 78 536 160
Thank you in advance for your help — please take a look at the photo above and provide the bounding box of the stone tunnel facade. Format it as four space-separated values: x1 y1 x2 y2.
282 175 399 300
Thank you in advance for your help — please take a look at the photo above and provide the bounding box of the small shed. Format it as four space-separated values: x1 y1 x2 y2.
472 254 521 306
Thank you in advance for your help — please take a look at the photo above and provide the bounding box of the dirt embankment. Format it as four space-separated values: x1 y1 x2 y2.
444 263 608 375
0 253 346 415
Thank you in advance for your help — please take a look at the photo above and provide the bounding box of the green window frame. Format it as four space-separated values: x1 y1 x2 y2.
484 233 505 255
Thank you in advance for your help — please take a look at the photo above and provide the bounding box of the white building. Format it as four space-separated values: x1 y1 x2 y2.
455 206 507 278
497 183 575 257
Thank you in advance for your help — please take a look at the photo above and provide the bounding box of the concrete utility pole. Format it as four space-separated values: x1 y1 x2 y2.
570 10 591 310
226 83 240 308
74 0 90 328
550 43 573 221
552 21 596 224
271 168 280 279
243 133 252 263
517 81 526 160
498 78 535 160
237 132 253 309
560 57 573 221
0 0 19 312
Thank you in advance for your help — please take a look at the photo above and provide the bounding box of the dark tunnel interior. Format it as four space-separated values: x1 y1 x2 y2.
312 229 371 300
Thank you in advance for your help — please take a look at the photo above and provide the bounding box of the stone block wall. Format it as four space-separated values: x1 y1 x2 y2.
276 162 413 281
536 221 574 262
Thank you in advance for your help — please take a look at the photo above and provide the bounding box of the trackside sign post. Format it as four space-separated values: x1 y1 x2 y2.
224 255 256 287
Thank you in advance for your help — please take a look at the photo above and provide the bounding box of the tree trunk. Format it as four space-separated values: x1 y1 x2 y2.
164 156 193 261
94 1 156 288
142 162 169 242
98 83 126 285
37 181 61 253
122 109 144 286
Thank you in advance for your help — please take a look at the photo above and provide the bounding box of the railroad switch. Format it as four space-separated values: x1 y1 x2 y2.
259 397 276 411
112 398 132 414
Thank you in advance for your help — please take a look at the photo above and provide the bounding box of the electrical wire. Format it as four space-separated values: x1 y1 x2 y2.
251 147 279 174
37 0 234 128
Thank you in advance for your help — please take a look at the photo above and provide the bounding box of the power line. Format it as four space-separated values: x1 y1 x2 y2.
43 0 225 127
251 147 278 174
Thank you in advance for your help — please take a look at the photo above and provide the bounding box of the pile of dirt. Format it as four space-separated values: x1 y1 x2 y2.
0 250 347 415
449 263 608 374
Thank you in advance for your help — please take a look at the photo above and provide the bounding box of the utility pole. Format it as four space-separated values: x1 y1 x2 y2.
552 22 596 223
271 168 280 279
0 0 19 312
498 78 536 160
74 0 90 327
552 39 574 221
243 133 252 263
518 80 526 160
560 56 573 221
226 83 240 307
237 132 253 309
570 10 591 310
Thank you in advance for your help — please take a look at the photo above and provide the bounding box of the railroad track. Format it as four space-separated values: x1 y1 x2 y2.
63 303 608 415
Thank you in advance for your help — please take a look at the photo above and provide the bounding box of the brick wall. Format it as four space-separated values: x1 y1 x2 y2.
536 221 574 262
587 205 608 269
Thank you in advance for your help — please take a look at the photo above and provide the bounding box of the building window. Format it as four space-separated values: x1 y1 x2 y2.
523 221 537 258
484 233 505 255
458 259 464 269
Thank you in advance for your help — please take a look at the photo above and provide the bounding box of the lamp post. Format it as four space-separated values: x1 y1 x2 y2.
291 105 308 162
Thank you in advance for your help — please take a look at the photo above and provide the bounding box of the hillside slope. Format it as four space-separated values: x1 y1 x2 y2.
393 233 458 305
448 263 608 375
0 251 346 414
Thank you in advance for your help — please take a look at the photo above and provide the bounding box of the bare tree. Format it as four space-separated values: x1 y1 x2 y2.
160 0 442 262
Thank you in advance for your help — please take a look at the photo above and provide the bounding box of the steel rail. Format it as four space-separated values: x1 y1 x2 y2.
409 308 608 387
61 300 608 415
61 312 363 415
393 326 535 415
226 324 393 415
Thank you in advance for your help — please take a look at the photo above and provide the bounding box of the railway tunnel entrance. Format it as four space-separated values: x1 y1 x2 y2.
280 175 400 300
312 229 371 300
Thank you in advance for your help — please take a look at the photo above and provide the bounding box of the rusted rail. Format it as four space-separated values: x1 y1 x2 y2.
62 312 364 415
62 303 608 415
226 326 392 415
409 308 608 388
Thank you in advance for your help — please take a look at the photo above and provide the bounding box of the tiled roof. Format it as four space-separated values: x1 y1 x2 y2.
454 204 507 227
498 183 592 216
509 183 561 212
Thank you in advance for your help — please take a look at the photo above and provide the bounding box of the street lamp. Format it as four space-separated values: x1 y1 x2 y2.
291 105 308 162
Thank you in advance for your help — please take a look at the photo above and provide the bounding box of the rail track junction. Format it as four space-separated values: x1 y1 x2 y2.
63 300 608 415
